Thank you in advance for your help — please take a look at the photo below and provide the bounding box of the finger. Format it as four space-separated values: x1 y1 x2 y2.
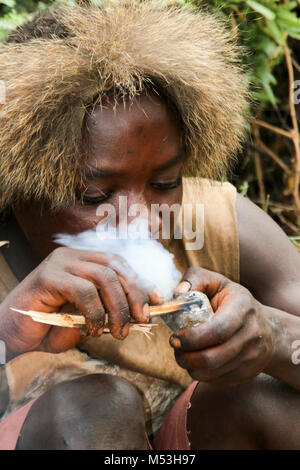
37 302 88 352
107 273 164 323
57 274 106 337
170 293 248 351
69 263 131 339
114 273 150 324
75 253 161 321
56 248 163 317
173 281 191 297
96 267 131 339
174 267 228 299
176 341 257 384
179 350 245 383
148 288 165 306
174 322 253 372
98 253 165 308
205 341 271 386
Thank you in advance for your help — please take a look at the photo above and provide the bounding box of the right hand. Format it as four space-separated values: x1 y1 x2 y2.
0 247 163 357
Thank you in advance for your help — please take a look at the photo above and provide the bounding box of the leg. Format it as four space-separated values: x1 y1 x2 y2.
16 374 148 450
188 373 300 450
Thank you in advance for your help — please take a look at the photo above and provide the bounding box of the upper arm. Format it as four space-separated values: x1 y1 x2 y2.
236 193 300 316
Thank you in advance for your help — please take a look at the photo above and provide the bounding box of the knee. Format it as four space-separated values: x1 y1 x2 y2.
17 374 147 450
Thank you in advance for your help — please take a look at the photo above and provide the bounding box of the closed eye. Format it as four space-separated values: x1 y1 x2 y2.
150 177 182 190
79 191 113 205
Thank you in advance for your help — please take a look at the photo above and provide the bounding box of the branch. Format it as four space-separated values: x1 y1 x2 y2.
252 124 266 206
292 57 300 74
285 42 300 216
251 118 292 139
251 125 292 176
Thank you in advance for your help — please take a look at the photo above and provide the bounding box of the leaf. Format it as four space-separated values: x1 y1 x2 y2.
0 0 15 7
288 30 300 40
246 0 276 21
253 90 271 103
262 81 278 104
277 9 300 28
256 63 276 83
253 32 278 55
277 19 300 35
264 20 285 45
283 2 298 11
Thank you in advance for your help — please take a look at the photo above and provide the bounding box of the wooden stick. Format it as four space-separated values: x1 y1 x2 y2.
11 298 190 329
10 298 192 337
251 118 292 139
10 307 158 339
11 308 86 327
292 57 300 74
252 123 266 206
284 42 300 218
254 132 292 176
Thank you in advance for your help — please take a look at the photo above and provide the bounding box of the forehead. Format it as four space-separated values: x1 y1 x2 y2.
84 91 181 156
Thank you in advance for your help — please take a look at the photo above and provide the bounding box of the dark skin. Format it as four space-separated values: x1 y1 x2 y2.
0 91 183 354
16 374 149 450
1 90 300 449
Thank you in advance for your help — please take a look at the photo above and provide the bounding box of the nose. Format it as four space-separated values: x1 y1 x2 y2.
117 192 162 238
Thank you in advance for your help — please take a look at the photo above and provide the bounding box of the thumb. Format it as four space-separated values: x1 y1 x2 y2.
174 266 228 299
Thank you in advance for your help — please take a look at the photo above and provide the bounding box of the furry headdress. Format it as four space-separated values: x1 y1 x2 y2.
0 1 249 211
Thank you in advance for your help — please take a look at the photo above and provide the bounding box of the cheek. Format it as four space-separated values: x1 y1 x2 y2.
14 203 102 259
58 204 101 233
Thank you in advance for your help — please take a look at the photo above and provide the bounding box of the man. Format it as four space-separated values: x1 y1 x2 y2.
0 2 300 450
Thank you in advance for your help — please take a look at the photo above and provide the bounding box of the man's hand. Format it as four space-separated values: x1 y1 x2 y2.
0 247 163 358
170 267 276 386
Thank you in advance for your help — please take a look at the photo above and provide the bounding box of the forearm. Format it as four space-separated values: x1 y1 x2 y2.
0 365 9 419
263 305 300 391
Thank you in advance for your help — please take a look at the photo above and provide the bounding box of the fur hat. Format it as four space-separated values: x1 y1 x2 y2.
0 1 249 212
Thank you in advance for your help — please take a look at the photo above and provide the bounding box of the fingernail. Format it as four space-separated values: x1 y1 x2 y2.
121 323 130 339
142 303 150 322
170 335 182 348
153 288 164 304
175 281 191 295
80 327 88 337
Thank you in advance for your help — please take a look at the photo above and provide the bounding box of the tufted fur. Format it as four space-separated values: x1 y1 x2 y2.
0 0 249 212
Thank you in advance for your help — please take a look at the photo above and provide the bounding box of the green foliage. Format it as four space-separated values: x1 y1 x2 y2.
186 0 300 106
290 236 300 246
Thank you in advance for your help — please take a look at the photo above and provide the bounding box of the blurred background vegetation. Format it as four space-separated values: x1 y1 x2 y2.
1 0 300 243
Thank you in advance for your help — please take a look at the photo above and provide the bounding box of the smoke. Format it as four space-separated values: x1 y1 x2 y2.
54 224 181 301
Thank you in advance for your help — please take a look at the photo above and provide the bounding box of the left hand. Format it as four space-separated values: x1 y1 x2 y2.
170 267 276 386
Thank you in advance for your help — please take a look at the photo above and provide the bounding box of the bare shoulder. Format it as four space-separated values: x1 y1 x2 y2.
236 193 300 314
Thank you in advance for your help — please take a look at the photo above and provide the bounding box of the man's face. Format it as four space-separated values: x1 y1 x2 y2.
14 90 184 259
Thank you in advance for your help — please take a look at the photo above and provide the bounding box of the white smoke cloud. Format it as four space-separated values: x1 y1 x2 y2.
54 224 181 301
